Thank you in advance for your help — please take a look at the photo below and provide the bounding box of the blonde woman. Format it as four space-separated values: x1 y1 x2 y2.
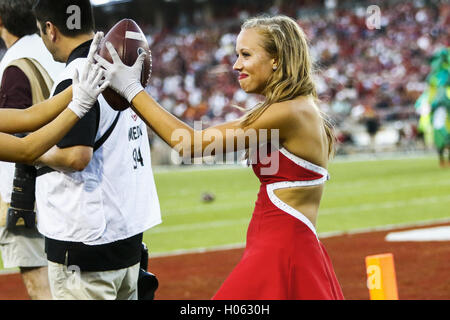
0 33 108 164
96 15 344 300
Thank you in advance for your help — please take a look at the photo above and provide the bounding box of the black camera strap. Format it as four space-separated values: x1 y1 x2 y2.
94 111 121 152
36 111 122 177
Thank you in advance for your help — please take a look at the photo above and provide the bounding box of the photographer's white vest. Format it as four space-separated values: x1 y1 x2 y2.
0 34 64 203
35 57 162 245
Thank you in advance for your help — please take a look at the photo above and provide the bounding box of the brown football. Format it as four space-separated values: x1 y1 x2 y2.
97 19 152 111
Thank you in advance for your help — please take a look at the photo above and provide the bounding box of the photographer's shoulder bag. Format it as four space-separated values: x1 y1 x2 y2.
0 58 53 229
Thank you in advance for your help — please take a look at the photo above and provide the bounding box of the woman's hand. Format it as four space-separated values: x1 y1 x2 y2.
87 31 104 63
68 60 109 119
94 41 147 103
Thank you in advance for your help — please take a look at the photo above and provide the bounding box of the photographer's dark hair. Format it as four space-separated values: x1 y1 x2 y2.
0 0 38 38
33 0 95 37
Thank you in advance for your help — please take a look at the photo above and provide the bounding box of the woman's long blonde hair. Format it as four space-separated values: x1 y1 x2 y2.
239 15 336 157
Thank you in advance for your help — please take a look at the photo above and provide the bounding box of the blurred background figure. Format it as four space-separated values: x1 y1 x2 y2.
363 105 380 153
415 48 450 167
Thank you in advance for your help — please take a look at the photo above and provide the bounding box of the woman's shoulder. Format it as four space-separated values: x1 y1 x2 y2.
266 96 320 123
275 97 330 166
243 95 322 133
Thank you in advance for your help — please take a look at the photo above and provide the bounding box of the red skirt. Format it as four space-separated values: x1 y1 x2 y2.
212 187 344 300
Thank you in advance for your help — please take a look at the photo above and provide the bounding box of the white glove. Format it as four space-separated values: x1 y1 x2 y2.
69 61 110 118
87 31 104 63
94 41 147 103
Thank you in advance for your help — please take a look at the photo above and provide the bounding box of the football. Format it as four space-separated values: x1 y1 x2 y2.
201 192 216 203
97 19 152 111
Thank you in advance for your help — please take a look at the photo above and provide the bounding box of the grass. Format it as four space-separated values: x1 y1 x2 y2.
1 154 449 270
145 155 450 254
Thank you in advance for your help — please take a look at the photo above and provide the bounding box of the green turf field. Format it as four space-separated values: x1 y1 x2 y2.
144 155 450 254
1 154 449 269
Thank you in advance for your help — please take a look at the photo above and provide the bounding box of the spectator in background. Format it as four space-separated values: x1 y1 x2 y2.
364 105 380 152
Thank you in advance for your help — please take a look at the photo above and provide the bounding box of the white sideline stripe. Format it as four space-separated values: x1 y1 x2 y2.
151 243 246 258
385 226 450 242
163 202 252 216
149 218 250 234
318 217 450 238
331 151 435 163
320 194 450 215
0 268 19 275
153 164 248 174
327 177 450 192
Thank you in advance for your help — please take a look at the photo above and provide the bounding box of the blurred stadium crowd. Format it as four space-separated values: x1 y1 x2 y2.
140 0 449 154
1 0 447 157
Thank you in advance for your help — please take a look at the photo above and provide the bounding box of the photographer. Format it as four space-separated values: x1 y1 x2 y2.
0 0 64 299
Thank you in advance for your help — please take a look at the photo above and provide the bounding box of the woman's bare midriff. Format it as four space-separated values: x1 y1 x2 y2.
273 184 324 227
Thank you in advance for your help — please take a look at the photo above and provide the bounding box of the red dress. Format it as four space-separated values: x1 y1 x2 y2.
212 146 344 300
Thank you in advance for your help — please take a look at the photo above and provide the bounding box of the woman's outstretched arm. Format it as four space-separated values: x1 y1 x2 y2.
0 31 104 134
95 42 291 158
0 56 109 164
131 91 242 157
0 107 79 163
0 86 72 134
131 90 292 158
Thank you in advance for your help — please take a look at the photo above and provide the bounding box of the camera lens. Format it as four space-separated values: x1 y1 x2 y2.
10 163 36 211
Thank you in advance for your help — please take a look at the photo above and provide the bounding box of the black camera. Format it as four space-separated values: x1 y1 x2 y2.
6 136 37 230
138 242 159 300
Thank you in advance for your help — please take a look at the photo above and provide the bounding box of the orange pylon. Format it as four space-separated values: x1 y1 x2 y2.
365 253 399 300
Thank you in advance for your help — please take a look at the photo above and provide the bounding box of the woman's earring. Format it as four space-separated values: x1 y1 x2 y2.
273 66 277 71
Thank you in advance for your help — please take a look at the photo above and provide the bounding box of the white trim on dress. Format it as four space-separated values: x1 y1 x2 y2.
265 148 330 239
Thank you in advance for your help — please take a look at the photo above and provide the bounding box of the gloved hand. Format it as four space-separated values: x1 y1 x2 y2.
94 41 147 103
68 61 109 118
68 32 109 118
87 31 104 63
